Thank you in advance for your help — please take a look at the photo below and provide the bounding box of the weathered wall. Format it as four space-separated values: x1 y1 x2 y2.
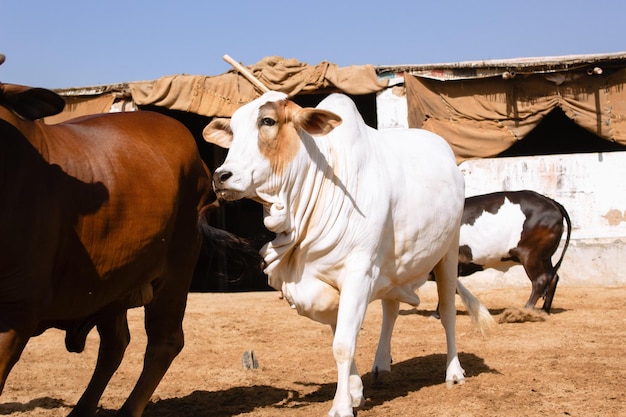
459 152 626 289
376 84 408 129
376 86 625 289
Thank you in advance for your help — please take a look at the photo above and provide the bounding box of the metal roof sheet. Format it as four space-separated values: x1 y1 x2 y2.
376 51 626 80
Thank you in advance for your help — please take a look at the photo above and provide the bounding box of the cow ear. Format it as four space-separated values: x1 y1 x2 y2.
203 118 233 149
1 84 65 120
297 109 342 136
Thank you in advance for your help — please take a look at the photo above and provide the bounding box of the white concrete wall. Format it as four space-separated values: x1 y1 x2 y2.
375 87 626 289
376 83 408 129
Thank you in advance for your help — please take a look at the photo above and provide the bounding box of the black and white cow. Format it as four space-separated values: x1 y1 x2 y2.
457 190 571 313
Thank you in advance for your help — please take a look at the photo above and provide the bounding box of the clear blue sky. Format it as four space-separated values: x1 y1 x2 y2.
2 0 625 89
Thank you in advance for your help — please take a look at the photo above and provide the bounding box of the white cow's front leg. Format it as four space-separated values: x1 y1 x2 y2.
328 281 370 417
348 360 363 408
371 298 399 383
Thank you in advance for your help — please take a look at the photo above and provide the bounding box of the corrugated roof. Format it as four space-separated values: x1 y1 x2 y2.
376 51 626 81
54 83 131 98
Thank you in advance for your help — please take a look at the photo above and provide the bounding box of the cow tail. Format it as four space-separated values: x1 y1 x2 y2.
197 204 266 272
455 280 496 336
552 199 572 273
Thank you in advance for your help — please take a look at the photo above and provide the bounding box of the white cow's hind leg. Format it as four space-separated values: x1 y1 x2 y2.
433 234 466 387
371 281 424 384
371 298 399 383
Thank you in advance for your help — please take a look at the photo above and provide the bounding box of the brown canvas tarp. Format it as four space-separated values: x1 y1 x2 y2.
44 94 116 124
46 57 387 123
405 68 626 162
129 56 388 118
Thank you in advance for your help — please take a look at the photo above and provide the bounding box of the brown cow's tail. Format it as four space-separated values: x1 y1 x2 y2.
552 200 572 273
197 204 266 276
543 199 572 313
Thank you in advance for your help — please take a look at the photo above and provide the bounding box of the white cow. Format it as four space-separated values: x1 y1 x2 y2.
203 92 490 417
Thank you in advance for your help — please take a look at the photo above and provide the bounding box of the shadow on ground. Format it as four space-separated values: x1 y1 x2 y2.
0 354 495 417
0 398 69 415
275 352 497 412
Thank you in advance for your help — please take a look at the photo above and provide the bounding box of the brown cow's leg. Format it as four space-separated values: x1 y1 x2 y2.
117 271 191 417
69 312 130 417
0 329 28 395
117 198 199 416
542 274 560 313
521 259 554 311
512 245 553 311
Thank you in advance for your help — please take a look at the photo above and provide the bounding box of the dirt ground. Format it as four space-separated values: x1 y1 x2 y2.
0 284 624 417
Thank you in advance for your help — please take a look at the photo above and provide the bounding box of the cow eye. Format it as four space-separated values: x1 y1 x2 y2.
260 117 276 127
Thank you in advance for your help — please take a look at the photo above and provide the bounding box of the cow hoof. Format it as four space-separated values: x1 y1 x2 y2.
328 407 355 417
371 367 391 386
351 394 365 408
446 376 466 388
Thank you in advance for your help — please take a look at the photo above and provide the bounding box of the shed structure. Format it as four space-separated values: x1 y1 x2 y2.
47 57 387 291
376 52 626 288
45 52 626 290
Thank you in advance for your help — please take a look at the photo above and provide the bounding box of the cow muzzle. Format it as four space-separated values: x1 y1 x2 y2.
213 167 239 201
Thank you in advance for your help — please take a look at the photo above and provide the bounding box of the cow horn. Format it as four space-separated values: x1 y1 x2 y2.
0 54 5 66
223 54 270 94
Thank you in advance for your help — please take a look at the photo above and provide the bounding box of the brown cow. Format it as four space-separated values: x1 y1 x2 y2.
458 190 571 313
0 69 261 416
433 190 571 317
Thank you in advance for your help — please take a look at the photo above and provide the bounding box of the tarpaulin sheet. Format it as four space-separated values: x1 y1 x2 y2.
44 94 115 124
405 68 626 162
129 56 388 118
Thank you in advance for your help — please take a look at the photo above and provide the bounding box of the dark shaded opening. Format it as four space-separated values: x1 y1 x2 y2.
141 92 377 292
497 107 626 157
291 92 378 128
139 106 271 292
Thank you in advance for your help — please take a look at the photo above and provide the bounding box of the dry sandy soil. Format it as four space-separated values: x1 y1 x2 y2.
0 284 624 417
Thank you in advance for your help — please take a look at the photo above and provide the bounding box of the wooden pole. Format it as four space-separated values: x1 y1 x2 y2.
223 54 270 93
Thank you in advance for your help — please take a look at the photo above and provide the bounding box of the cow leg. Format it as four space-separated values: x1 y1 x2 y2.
68 312 130 417
371 298 399 384
433 238 465 387
331 321 364 416
0 329 29 395
542 274 560 313
347 357 362 412
117 282 189 417
525 277 550 309
520 256 554 311
329 277 370 417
